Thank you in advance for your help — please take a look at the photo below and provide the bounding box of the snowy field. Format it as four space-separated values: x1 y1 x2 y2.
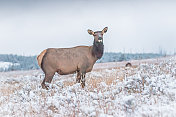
0 56 176 117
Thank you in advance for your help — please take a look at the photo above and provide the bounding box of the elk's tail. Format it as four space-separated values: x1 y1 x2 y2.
37 49 47 68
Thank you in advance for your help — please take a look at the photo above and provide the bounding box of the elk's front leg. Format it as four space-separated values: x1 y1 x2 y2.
81 73 86 88
76 70 81 83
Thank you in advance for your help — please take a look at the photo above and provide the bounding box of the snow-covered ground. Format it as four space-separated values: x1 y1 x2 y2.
0 56 176 117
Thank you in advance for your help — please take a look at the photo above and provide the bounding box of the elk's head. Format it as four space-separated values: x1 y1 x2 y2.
87 27 108 45
87 27 108 59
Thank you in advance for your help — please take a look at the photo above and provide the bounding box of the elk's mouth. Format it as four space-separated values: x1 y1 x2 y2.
95 38 103 46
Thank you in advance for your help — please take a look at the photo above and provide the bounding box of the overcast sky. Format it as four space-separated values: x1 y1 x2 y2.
0 0 176 55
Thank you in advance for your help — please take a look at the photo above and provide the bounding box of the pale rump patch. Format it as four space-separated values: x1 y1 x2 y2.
37 49 47 68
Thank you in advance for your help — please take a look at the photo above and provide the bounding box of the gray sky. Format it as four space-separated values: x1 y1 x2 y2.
0 0 176 55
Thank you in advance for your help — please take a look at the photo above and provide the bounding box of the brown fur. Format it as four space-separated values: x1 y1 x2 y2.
38 27 108 89
125 62 132 67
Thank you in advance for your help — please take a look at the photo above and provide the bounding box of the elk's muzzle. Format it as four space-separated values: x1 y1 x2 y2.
98 37 103 43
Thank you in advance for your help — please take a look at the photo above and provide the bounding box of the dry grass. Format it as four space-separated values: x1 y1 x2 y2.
0 85 18 97
0 64 139 103
63 81 75 87
59 66 138 90
48 105 59 113
1 56 176 117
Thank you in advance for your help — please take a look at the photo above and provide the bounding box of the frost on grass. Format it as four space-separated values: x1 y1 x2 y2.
0 56 176 117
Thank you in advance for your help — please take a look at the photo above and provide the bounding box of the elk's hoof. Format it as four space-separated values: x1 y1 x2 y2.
41 83 49 90
76 79 81 83
81 82 85 88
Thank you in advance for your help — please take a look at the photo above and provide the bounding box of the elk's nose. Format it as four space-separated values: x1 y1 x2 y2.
98 37 103 43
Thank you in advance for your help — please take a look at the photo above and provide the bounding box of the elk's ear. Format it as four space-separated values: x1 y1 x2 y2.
87 29 94 35
102 27 108 34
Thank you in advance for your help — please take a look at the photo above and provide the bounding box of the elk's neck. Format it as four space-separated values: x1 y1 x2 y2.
91 40 104 59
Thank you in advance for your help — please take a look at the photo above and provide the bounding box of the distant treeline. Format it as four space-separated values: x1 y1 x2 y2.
0 53 163 72
97 52 163 63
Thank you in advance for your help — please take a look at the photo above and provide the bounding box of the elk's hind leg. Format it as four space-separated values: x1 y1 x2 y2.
41 72 55 89
81 73 86 88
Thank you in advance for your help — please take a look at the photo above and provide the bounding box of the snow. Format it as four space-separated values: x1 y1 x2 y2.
0 61 20 70
0 56 176 116
0 62 13 69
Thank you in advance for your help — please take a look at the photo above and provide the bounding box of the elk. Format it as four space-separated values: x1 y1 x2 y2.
37 27 108 89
